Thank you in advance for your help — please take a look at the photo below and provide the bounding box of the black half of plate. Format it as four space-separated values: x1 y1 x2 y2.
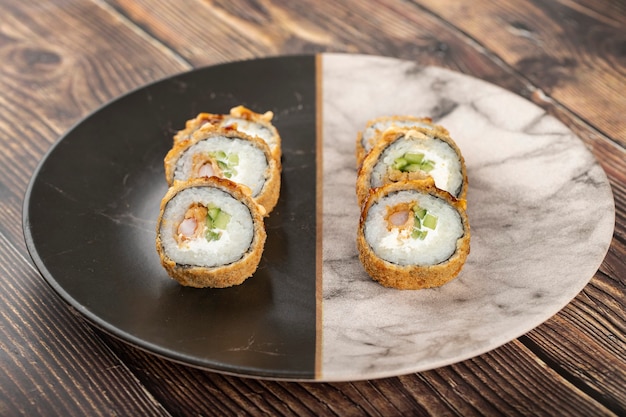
23 55 319 380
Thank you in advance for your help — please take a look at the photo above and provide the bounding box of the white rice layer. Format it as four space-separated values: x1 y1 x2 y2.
173 136 268 197
370 136 463 197
222 117 278 153
362 119 434 153
160 187 254 268
364 190 463 266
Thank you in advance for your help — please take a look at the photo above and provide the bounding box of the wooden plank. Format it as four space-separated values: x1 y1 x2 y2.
419 346 617 416
414 0 626 144
107 0 521 78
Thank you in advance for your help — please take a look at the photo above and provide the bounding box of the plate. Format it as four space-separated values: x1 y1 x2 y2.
23 54 615 381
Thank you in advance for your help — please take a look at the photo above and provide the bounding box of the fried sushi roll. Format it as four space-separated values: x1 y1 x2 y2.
356 127 467 206
173 106 282 162
357 180 470 290
356 115 447 167
156 177 266 288
165 125 280 214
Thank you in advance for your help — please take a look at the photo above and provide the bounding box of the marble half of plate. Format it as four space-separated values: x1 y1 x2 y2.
318 53 615 381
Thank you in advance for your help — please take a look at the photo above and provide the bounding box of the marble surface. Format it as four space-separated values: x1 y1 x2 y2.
319 53 615 381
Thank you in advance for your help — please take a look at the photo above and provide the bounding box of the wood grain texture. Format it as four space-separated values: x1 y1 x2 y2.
106 0 518 76
0 0 623 415
414 0 626 144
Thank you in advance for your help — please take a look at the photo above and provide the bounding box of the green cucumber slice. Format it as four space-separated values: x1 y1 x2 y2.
420 161 435 172
213 211 231 229
393 157 408 170
413 206 427 219
207 207 220 220
206 230 221 241
404 152 424 164
423 213 438 229
404 163 422 172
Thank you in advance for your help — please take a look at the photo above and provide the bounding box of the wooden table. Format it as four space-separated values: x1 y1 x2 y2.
1 0 624 415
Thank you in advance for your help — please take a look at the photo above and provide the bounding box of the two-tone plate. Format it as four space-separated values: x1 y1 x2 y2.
23 54 615 381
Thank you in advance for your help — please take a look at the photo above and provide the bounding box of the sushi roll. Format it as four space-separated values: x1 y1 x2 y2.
173 106 282 163
156 177 266 288
356 115 447 167
356 180 470 290
164 125 281 214
356 127 467 206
